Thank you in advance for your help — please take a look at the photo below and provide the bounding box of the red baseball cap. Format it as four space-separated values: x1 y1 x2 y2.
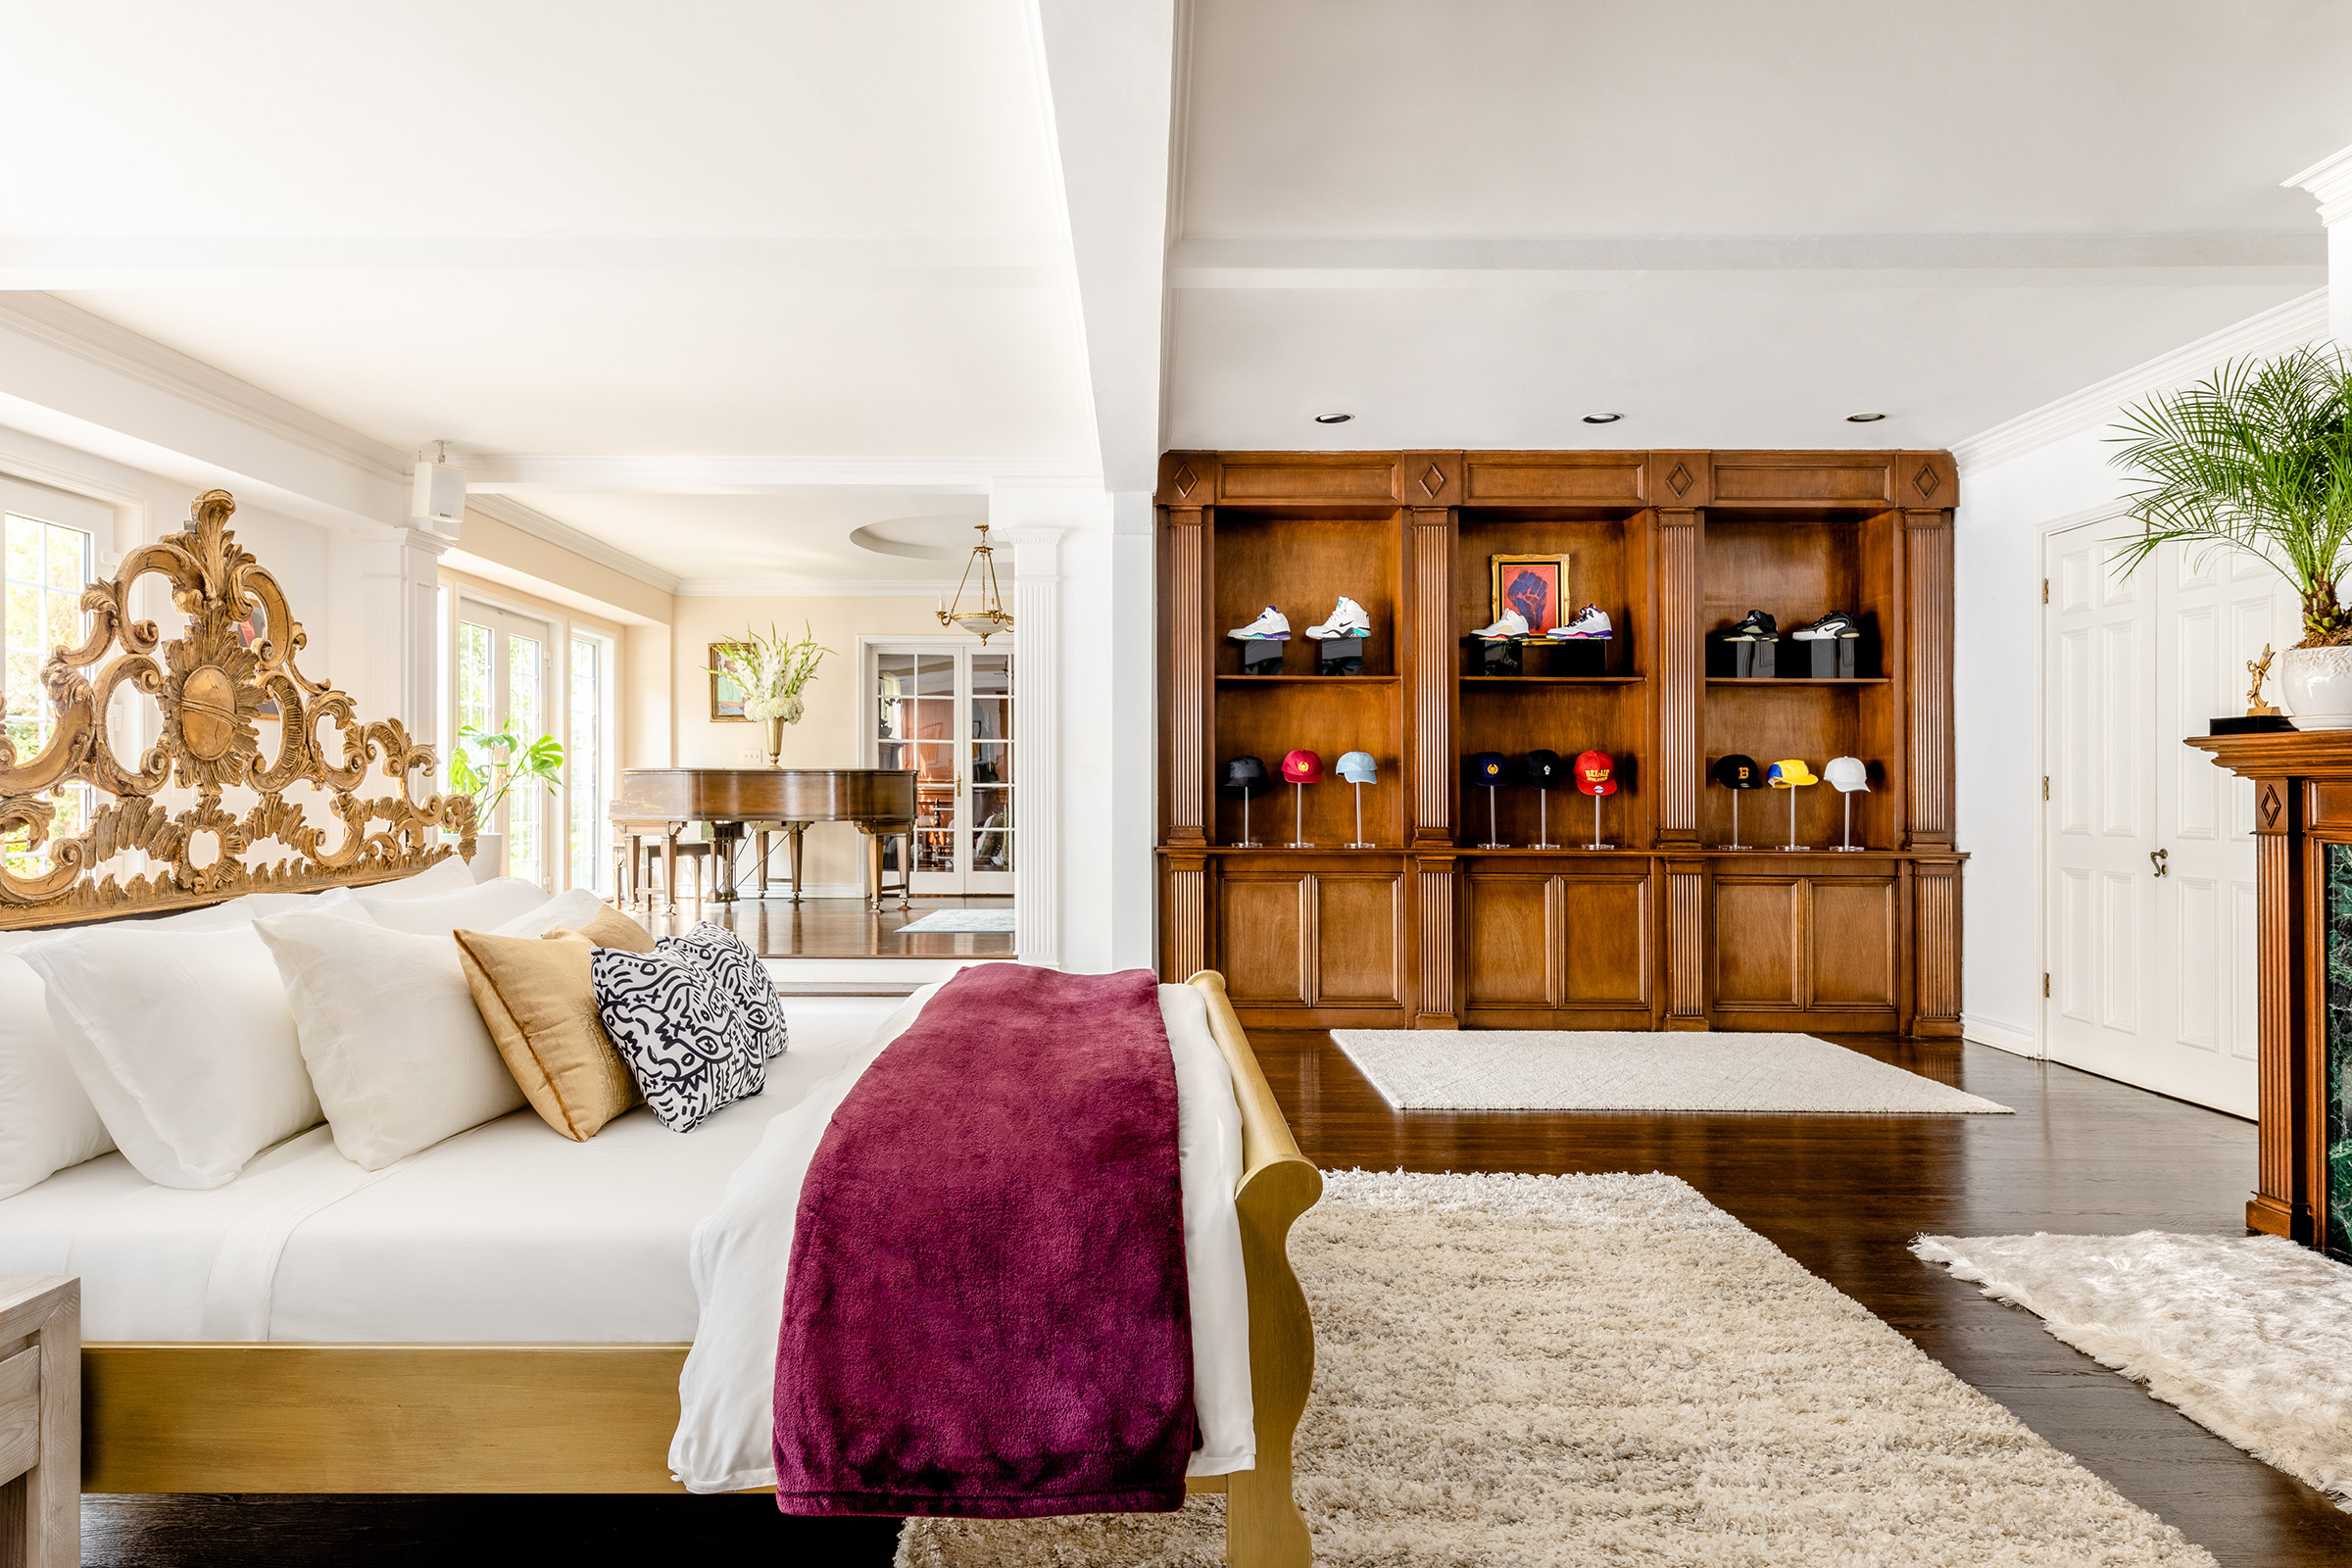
1281 749 1324 783
1574 749 1617 797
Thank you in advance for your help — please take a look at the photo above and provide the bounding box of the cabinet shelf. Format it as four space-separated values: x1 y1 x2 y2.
1705 676 1887 686
1461 675 1644 685
1214 674 1400 686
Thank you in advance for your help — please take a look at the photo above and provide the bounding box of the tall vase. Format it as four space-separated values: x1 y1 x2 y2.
762 716 786 768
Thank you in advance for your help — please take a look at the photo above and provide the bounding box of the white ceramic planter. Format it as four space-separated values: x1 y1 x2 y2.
467 831 508 882
2280 645 2352 730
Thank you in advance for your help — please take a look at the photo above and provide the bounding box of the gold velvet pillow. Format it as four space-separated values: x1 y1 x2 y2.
544 905 658 954
454 928 641 1141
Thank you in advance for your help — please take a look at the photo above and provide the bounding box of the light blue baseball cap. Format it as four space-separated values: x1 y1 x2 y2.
1335 751 1377 784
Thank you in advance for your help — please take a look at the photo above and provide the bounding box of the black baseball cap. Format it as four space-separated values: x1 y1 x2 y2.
1221 756 1270 796
1468 751 1510 786
1712 754 1763 790
1523 749 1565 788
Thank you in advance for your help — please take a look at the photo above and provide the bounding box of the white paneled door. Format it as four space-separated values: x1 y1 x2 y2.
2042 523 2276 1116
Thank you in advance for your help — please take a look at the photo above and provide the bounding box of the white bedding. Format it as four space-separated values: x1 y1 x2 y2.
0 978 1255 1485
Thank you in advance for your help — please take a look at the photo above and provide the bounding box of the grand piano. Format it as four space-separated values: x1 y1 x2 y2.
610 768 917 911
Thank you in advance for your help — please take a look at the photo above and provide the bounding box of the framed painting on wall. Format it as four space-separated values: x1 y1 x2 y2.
709 642 750 721
1490 554 1572 635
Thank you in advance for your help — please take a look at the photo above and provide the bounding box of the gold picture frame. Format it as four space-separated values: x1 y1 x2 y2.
708 642 750 722
1490 554 1572 635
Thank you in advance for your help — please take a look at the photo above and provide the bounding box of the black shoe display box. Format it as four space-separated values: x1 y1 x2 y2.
1238 640 1285 675
1316 638 1366 675
1789 635 1860 679
1544 638 1609 677
1709 633 1777 678
1463 635 1523 676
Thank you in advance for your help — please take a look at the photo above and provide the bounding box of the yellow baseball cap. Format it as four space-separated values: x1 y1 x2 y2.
1765 759 1818 788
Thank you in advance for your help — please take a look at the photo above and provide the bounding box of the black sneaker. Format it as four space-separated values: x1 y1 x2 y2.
1723 610 1778 641
1790 611 1859 641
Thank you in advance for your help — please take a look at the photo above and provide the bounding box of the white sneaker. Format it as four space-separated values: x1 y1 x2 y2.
1228 606 1291 641
1305 596 1372 641
1547 604 1613 640
1470 608 1529 640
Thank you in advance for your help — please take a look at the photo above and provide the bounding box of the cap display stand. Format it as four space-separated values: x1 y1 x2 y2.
1836 790 1863 851
1285 781 1316 849
1723 790 1750 851
1346 780 1374 849
1532 789 1559 851
1585 792 1615 851
1777 787 1808 851
1234 788 1263 849
1477 787 1507 850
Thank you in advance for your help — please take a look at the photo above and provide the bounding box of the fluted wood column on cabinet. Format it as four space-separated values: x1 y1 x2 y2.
1903 504 1955 848
1163 499 1211 847
1415 855 1458 1028
1166 850 1209 982
1407 503 1455 847
1663 859 1707 1029
2250 779 2302 1240
1654 509 1700 845
1911 858 1961 1036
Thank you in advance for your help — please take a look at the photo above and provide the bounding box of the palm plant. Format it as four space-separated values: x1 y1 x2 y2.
2110 345 2352 645
450 719 564 819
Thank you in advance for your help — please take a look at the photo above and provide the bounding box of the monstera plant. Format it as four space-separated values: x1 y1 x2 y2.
2111 345 2352 727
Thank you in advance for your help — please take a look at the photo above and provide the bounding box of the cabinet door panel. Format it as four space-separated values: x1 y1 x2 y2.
1218 874 1306 1005
1315 874 1401 1005
1462 875 1554 1006
1809 879 1897 1005
1560 876 1649 1005
1715 878 1801 1006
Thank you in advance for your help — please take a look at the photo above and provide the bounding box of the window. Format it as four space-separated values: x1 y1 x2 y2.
2 511 93 879
450 597 555 888
569 630 614 893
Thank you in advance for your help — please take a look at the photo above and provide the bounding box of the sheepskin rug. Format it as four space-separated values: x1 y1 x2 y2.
898 1170 2213 1567
1915 1230 2352 1510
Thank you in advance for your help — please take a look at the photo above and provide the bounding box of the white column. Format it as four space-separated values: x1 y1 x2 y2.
2282 145 2352 343
999 521 1064 967
326 523 451 746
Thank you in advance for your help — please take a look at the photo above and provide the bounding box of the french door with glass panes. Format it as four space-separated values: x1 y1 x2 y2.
452 597 555 888
867 642 1013 896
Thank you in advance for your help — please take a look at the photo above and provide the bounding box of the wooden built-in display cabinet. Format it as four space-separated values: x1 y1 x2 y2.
1157 449 1962 1034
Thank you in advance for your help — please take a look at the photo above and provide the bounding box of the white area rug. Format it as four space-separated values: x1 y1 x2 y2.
1330 1029 2013 1113
1916 1230 2352 1509
896 909 1016 933
901 1171 2210 1567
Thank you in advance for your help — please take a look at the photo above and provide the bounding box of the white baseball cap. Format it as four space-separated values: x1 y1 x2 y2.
1824 756 1870 793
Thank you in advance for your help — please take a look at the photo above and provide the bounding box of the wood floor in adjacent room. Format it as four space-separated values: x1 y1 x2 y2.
86 1033 2352 1567
644 894 1015 961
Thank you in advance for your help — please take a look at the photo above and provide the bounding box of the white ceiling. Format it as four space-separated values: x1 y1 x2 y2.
7 1 2352 585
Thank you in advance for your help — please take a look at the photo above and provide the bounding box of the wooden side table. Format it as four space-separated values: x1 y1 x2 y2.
0 1275 76 1568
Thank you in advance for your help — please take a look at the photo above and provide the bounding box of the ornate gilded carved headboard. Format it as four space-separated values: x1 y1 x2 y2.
0 489 476 929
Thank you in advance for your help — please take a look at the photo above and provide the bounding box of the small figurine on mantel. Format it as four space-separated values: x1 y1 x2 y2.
2210 644 2295 735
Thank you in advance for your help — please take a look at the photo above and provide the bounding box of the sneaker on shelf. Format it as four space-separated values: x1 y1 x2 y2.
1722 610 1778 641
1469 608 1530 640
1547 604 1613 640
1305 596 1373 641
1228 606 1292 641
1789 611 1860 641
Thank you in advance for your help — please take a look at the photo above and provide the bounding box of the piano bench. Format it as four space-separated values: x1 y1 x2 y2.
624 839 712 914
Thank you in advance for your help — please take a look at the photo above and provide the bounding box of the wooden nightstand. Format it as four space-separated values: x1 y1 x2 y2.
0 1276 77 1568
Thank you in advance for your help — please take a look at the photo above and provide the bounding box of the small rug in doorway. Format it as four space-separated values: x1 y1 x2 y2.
901 1171 2211 1567
1915 1229 2352 1509
1330 1029 2013 1112
895 909 1016 934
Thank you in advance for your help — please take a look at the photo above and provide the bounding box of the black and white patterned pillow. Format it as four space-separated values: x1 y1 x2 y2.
589 942 764 1132
669 922 788 1059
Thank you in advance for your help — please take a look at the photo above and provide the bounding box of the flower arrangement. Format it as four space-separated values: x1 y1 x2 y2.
711 621 832 724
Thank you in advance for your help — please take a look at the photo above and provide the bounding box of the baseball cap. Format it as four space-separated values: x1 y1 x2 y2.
1281 749 1324 784
1467 751 1509 786
1522 748 1564 788
1220 756 1268 796
1574 749 1617 797
1765 759 1819 789
1712 754 1762 790
1335 751 1377 784
1824 756 1870 794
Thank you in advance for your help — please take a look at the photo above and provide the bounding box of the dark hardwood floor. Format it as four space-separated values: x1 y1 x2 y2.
642 894 1015 960
85 1032 2352 1566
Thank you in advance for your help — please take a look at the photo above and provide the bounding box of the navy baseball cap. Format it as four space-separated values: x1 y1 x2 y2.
1468 751 1509 785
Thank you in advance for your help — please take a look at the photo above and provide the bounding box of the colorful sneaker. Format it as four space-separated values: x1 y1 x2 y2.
1789 611 1859 641
1722 610 1778 641
1228 606 1291 641
1305 596 1373 641
1547 604 1613 640
1469 608 1530 640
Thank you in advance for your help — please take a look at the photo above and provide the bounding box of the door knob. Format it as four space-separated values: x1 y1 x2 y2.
2150 847 2169 876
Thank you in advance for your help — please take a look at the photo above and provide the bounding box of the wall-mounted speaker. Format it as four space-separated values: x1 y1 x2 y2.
410 460 466 537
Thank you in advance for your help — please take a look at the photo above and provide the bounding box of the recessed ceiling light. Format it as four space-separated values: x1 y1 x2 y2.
1313 412 1352 424
1846 412 1888 423
1582 412 1622 424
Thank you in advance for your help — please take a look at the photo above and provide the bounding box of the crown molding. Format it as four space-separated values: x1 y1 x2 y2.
462 453 1102 493
674 576 958 598
1949 287 2328 472
0 293 410 483
464 493 683 596
2283 144 2352 225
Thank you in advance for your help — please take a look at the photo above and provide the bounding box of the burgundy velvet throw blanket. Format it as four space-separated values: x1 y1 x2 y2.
771 964 1198 1518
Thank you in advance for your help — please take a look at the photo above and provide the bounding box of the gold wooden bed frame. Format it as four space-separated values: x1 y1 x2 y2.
1 493 1320 1564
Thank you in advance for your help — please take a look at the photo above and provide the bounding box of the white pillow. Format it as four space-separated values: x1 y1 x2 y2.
358 876 555 936
358 855 475 902
26 923 331 1190
0 949 114 1200
252 893 600 1170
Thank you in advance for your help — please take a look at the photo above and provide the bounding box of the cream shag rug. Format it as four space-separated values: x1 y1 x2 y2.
1330 1030 2013 1113
899 1171 2210 1567
1916 1230 2352 1510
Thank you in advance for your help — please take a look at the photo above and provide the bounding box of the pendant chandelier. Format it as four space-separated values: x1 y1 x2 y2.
938 523 1012 643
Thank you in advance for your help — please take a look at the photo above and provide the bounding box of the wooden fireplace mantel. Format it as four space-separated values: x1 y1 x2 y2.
2183 729 2348 1250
